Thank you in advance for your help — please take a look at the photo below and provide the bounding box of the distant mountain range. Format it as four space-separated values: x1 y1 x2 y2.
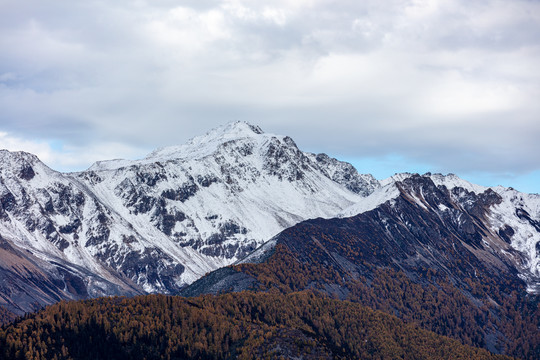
1 121 539 358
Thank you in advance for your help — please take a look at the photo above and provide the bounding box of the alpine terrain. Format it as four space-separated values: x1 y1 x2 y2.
0 121 378 315
1 122 539 359
182 172 540 358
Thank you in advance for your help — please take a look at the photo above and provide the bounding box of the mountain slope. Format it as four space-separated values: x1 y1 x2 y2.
0 122 378 314
73 122 377 279
339 172 540 291
183 173 540 358
0 150 145 314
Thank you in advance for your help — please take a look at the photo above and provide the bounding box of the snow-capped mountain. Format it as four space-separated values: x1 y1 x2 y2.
339 172 540 292
77 122 377 269
0 122 378 313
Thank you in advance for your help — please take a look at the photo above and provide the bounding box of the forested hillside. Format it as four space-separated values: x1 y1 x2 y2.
0 291 513 360
0 306 16 326
232 244 539 358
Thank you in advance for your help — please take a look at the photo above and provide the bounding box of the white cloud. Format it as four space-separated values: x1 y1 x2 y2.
0 0 539 186
0 132 56 164
0 131 148 172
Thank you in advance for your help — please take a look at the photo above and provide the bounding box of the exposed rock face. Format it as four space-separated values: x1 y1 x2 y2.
0 234 141 315
0 122 378 313
338 172 540 292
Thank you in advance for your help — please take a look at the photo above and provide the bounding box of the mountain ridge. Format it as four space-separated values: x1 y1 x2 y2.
0 121 378 314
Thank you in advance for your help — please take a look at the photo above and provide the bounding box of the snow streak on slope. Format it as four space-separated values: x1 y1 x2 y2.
425 172 540 288
339 182 401 217
488 187 540 292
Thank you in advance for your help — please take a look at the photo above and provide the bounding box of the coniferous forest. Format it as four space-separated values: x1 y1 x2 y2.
233 244 540 359
0 291 515 360
0 306 16 326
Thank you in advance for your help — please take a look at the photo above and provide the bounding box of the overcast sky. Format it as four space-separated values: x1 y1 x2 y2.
1 0 539 193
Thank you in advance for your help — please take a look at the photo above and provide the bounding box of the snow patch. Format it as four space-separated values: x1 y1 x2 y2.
340 183 400 217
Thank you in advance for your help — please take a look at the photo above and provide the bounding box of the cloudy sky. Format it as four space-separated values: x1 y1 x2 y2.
1 0 539 193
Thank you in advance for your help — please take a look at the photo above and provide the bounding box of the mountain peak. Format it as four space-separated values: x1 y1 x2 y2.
0 149 47 181
225 121 264 135
340 172 491 219
189 121 265 145
379 172 488 194
86 122 269 171
0 149 41 165
144 121 271 162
